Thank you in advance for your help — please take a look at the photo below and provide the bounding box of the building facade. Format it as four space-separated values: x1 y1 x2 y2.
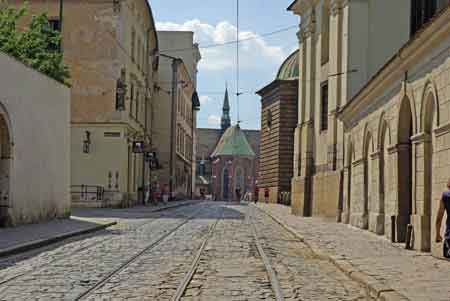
152 31 201 200
288 0 431 218
0 52 70 226
257 50 299 204
288 0 450 257
210 125 257 201
339 2 450 256
196 89 260 199
10 0 160 207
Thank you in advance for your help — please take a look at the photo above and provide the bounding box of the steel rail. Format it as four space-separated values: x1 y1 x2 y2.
250 206 285 301
75 205 209 301
0 202 201 287
171 208 223 301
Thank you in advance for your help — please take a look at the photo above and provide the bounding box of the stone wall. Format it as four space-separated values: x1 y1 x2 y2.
339 8 450 256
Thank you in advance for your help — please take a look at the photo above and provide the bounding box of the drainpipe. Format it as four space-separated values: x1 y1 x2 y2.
59 0 64 51
169 59 180 201
141 28 150 205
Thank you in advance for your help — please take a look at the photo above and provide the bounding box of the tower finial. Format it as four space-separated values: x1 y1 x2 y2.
220 84 231 133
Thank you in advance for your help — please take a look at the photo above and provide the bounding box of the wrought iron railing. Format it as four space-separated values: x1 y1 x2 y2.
71 185 104 201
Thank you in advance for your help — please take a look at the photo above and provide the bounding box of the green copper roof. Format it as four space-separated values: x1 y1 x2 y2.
276 49 299 80
211 124 256 157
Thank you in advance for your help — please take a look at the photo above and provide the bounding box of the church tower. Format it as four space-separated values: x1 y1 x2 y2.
221 87 231 133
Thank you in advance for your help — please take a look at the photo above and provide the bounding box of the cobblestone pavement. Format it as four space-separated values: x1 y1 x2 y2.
0 202 374 300
251 206 371 301
255 203 450 301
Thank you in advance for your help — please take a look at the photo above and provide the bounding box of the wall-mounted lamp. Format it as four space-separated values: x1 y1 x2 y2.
83 131 91 154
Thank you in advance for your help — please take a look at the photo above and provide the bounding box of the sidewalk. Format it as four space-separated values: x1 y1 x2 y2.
255 203 450 301
0 199 199 258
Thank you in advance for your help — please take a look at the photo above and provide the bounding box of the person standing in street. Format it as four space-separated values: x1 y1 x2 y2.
435 178 450 258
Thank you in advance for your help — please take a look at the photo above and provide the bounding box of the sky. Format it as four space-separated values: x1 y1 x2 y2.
150 0 299 130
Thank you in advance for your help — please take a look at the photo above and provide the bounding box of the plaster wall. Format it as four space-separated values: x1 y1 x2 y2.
0 53 70 225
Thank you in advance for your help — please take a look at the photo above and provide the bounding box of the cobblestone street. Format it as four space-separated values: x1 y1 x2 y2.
0 202 372 300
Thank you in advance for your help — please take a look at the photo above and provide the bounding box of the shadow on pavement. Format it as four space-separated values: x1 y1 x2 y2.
72 201 246 220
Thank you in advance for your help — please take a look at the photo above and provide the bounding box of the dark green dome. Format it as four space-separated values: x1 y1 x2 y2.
276 49 299 80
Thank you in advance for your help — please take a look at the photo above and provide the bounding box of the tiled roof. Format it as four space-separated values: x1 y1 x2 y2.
211 124 256 157
276 49 299 80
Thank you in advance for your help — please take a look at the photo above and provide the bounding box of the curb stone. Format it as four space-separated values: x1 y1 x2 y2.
252 204 410 301
151 200 200 212
0 221 117 258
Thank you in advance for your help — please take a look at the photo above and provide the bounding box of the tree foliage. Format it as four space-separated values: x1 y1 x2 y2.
0 4 70 84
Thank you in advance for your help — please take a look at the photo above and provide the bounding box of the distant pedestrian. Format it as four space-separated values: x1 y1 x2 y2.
235 187 241 203
435 178 450 258
264 187 269 203
254 185 259 204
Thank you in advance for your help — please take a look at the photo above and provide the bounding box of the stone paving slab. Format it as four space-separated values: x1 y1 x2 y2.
254 203 450 301
0 200 199 258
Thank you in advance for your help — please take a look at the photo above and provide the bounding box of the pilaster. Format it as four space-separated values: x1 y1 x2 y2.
327 0 343 171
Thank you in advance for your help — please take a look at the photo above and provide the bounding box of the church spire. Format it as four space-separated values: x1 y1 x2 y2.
221 85 231 133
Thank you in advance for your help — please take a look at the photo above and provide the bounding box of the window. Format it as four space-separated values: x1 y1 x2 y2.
266 109 273 129
410 0 437 36
46 19 61 51
135 90 139 120
137 38 141 70
130 83 135 117
320 81 329 131
48 19 61 32
321 4 330 65
131 28 136 62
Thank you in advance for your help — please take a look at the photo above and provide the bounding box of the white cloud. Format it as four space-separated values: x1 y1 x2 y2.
199 95 212 104
156 19 286 71
207 114 221 126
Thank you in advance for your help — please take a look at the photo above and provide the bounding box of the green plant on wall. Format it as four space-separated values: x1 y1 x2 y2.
0 3 70 84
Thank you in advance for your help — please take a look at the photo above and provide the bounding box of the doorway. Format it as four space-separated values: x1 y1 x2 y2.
397 98 413 242
0 113 11 227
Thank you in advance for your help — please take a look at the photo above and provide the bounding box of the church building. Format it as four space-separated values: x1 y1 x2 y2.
196 88 260 200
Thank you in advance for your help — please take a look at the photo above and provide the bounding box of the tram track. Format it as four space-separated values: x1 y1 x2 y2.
0 203 200 287
174 204 278 300
249 206 285 301
74 206 206 300
250 204 373 300
171 211 223 301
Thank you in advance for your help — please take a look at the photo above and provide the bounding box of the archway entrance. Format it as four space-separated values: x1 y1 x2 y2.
344 141 353 224
397 98 413 242
0 113 11 227
363 133 373 230
422 93 436 252
222 168 229 201
379 123 389 235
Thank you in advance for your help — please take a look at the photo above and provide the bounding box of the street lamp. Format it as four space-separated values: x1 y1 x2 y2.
158 53 182 201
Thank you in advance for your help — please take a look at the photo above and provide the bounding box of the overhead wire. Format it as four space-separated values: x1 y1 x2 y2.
158 24 298 53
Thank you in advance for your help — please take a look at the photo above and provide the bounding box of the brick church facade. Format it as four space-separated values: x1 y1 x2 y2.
196 89 260 200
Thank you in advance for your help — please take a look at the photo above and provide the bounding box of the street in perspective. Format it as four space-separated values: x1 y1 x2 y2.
1 0 450 300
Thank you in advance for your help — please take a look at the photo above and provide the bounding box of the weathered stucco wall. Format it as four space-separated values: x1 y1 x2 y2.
341 9 450 256
0 52 70 225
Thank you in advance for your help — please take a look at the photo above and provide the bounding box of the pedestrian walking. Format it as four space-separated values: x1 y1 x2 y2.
435 178 450 258
264 187 269 203
254 185 259 204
